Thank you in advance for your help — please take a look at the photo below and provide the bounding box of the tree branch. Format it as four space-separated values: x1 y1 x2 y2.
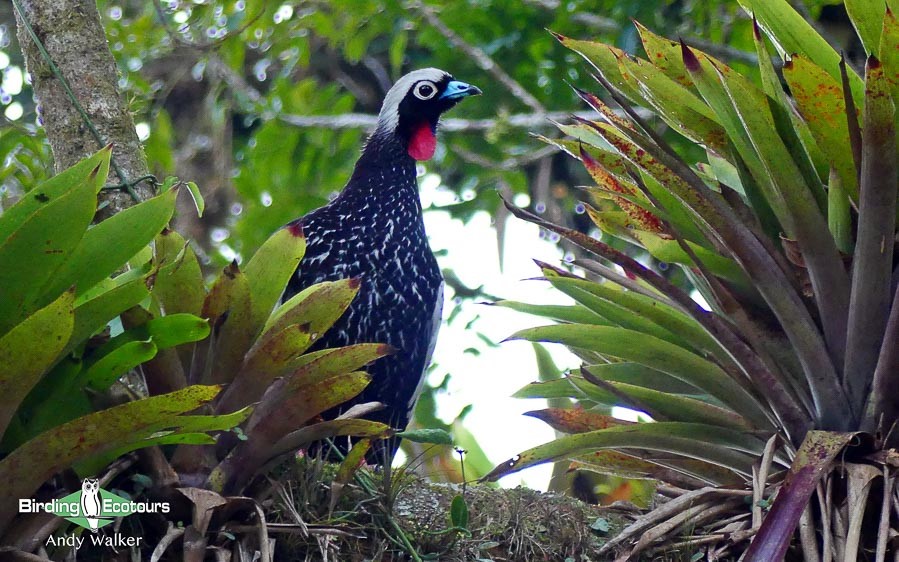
682 37 760 66
410 1 546 113
13 0 153 217
453 144 559 170
279 111 612 131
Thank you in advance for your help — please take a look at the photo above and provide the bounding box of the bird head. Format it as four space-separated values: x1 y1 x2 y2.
375 68 481 161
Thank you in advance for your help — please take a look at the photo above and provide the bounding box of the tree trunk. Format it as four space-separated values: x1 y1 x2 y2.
12 0 153 218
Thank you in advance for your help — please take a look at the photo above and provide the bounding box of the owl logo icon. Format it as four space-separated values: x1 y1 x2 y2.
80 478 101 532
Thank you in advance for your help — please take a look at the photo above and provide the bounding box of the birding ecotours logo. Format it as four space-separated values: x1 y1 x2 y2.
18 478 170 532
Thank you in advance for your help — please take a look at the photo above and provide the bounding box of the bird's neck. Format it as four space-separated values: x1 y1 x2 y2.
344 129 420 201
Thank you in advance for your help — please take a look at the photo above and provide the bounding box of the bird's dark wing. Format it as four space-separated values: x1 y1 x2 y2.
403 280 443 423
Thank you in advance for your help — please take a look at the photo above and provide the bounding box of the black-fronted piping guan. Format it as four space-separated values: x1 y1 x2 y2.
283 68 481 458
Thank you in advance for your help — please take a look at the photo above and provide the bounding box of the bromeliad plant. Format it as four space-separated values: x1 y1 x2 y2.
489 1 898 560
0 148 391 555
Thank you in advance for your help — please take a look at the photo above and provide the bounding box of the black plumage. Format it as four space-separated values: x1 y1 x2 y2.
283 68 481 457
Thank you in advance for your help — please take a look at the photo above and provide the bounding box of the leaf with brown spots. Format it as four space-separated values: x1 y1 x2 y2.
579 145 666 235
0 384 225 531
525 407 631 434
572 450 742 486
782 55 859 201
635 21 693 88
616 53 728 154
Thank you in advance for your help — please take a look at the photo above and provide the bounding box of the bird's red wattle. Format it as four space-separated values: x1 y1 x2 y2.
408 122 436 161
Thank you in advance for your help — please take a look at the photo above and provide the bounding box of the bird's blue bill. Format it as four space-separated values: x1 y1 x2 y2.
440 80 482 100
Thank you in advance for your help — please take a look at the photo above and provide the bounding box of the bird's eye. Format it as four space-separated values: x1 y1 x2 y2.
413 81 438 100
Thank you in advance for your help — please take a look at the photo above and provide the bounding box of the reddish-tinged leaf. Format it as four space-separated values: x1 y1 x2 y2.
578 119 721 229
571 450 665 479
201 262 254 385
744 431 854 562
579 145 666 235
240 324 316 380
616 53 729 153
739 0 865 105
216 343 391 415
502 196 812 439
571 450 738 487
695 46 853 405
524 408 631 434
211 371 370 493
571 87 636 132
201 262 243 322
542 131 631 178
271 419 391 460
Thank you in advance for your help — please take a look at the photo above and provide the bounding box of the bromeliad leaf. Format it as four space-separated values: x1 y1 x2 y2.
509 324 771 429
396 428 454 445
270 419 391 460
634 21 692 88
36 187 179 303
615 54 728 153
217 342 392 417
739 0 865 104
524 408 629 434
200 261 254 384
631 230 751 290
489 300 610 326
67 275 150 357
0 166 95 334
0 385 224 530
568 377 751 430
782 55 859 202
0 147 110 245
81 340 157 391
260 278 359 345
0 289 75 438
243 223 307 333
152 229 206 317
552 33 648 106
484 422 767 482
210 371 370 493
